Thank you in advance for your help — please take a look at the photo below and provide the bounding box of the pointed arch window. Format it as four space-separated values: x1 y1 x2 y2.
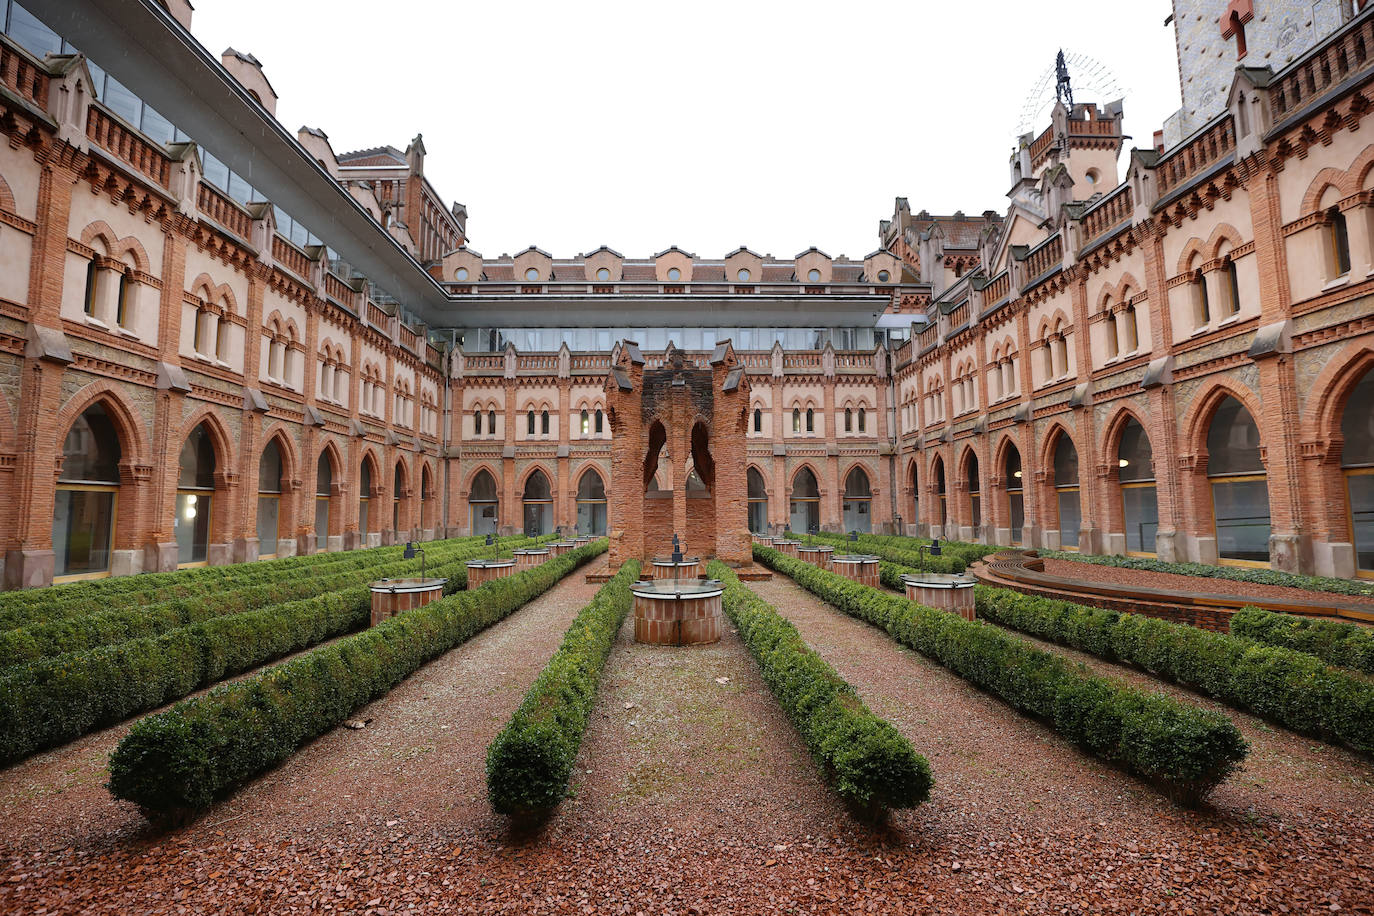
527 410 536 435
1117 417 1158 555
789 468 821 533
469 468 499 535
176 423 217 566
257 439 284 558
1341 368 1374 576
541 410 550 435
857 407 866 433
805 407 815 433
83 259 99 317
474 409 483 436
1004 444 1024 545
489 409 498 434
844 407 853 432
595 409 604 434
523 469 553 535
748 467 769 534
1207 396 1270 564
1053 435 1081 551
54 403 121 579
1328 207 1351 279
580 408 590 436
753 407 762 433
842 467 872 533
792 407 801 433
576 469 607 535
315 451 334 552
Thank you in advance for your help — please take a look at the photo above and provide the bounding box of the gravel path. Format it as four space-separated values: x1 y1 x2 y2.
2 561 1371 914
1042 556 1374 608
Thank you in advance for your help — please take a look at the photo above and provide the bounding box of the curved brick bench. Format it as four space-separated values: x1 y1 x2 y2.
972 549 1374 632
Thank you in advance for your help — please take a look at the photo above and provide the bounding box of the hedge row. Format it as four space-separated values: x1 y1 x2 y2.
793 531 995 575
486 560 641 818
0 535 496 632
107 540 606 816
0 538 521 764
1230 605 1374 675
0 536 536 668
713 561 932 816
1037 550 1374 598
975 588 1374 754
755 545 1248 804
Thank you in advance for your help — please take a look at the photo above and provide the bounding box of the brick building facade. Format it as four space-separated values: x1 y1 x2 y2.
1 0 1372 587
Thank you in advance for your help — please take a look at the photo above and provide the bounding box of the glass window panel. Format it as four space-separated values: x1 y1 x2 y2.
792 469 819 498
359 498 370 534
86 60 107 100
576 501 607 536
227 171 254 205
748 500 768 534
1207 397 1264 475
1118 418 1155 482
1340 369 1374 467
140 105 174 145
1123 485 1159 554
790 499 820 533
1057 490 1082 548
1212 478 1271 562
202 152 230 191
577 471 605 500
178 424 216 489
597 329 612 351
102 75 142 127
259 441 283 493
53 488 115 577
523 503 551 536
290 220 309 248
8 4 60 56
843 499 872 533
315 497 329 551
1009 493 1025 544
316 453 333 496
61 404 122 483
256 495 279 556
523 470 551 500
1348 474 1374 572
1053 437 1079 487
175 491 211 564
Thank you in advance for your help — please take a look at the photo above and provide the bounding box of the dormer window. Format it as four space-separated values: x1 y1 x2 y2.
455 267 469 281
807 268 821 282
736 269 751 282
596 267 611 281
877 270 890 282
525 268 540 281
667 267 681 281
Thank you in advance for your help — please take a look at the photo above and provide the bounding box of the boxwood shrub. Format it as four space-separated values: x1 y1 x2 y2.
0 538 529 764
107 540 606 816
713 561 932 816
486 559 641 818
1036 550 1374 598
794 531 995 575
0 536 537 669
975 588 1374 754
755 545 1248 804
1230 605 1374 675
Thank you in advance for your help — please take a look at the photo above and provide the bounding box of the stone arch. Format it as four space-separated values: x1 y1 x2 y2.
1176 237 1208 276
259 422 299 482
359 446 383 492
573 461 606 492
1034 307 1073 339
464 462 501 497
1182 378 1268 467
1100 403 1154 464
518 461 556 495
1349 142 1374 191
77 221 151 273
1308 341 1374 448
1039 420 1078 473
1301 167 1352 215
177 406 236 475
0 170 15 212
55 381 148 466
186 273 238 313
1205 223 1246 261
746 461 772 490
789 461 823 495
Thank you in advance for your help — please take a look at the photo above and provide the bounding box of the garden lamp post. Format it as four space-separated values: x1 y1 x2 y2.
918 538 942 575
403 541 427 580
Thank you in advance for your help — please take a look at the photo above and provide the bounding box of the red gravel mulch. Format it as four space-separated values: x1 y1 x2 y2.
1041 557 1374 608
0 561 1371 914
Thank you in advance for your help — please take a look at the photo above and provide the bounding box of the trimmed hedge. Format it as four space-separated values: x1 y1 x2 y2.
1230 605 1374 675
794 531 996 575
0 536 536 668
1037 550 1374 598
107 540 606 815
0 538 526 764
0 535 502 633
756 545 1248 804
976 587 1374 754
712 561 932 815
486 560 641 818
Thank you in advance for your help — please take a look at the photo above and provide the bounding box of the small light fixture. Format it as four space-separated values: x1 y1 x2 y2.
1013 470 1023 479
1119 458 1130 468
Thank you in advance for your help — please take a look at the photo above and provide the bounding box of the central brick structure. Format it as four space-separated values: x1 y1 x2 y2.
605 341 751 571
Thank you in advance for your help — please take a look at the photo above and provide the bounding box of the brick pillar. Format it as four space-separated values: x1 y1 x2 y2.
557 379 571 532
502 380 517 534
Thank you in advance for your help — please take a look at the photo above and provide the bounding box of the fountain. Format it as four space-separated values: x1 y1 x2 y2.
369 541 446 625
632 534 723 646
898 538 976 620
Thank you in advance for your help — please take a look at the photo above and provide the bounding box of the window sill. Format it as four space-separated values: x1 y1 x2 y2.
83 315 110 331
114 327 140 341
191 352 214 364
215 360 233 370
1216 315 1242 329
1321 275 1350 292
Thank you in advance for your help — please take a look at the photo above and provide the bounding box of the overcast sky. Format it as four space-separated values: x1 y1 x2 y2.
192 1 1182 261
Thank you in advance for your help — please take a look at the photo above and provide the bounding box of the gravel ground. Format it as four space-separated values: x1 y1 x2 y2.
1041 557 1374 608
1 562 1371 914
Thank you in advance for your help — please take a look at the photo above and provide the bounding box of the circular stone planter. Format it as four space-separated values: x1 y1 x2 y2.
796 544 834 570
512 548 550 572
830 554 881 587
773 539 801 558
650 556 702 580
548 541 577 557
466 558 515 588
573 536 593 546
369 577 447 626
631 578 724 646
901 572 977 621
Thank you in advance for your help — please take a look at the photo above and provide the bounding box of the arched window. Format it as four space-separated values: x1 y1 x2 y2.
421 465 436 531
1207 396 1270 564
54 403 121 579
527 410 536 435
789 468 821 533
748 467 769 534
844 407 853 432
858 407 866 433
1053 435 1081 551
541 410 550 435
1053 332 1069 378
594 409 604 434
1042 337 1055 379
470 469 499 535
842 466 872 533
580 409 590 436
792 407 801 433
489 409 498 434
1118 417 1158 555
176 423 217 566
83 259 99 317
474 409 483 436
1341 367 1374 576
1192 263 1211 327
523 469 553 535
315 451 334 552
393 462 406 532
1004 444 1024 545
965 454 981 540
934 457 948 531
576 469 607 535
1123 303 1139 353
1223 257 1242 316
909 461 919 532
805 407 815 433
1328 207 1351 279
1105 306 1119 359
116 273 130 328
359 458 375 535
753 407 762 433
257 439 284 558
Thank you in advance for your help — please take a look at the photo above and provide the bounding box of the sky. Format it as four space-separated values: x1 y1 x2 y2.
191 1 1183 261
